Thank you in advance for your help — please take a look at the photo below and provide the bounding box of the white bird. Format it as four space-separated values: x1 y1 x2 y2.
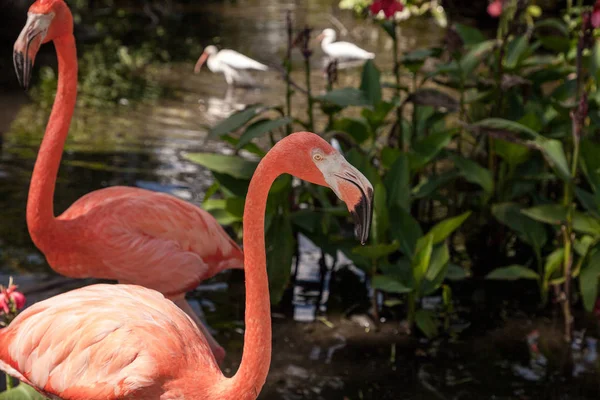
194 45 269 87
317 29 375 61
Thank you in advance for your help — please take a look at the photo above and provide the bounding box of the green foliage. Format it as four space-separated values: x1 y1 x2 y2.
0 383 48 399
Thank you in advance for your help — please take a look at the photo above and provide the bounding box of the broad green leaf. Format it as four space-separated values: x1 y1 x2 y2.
225 197 245 218
362 101 395 129
494 139 531 167
413 234 434 286
384 154 410 211
415 309 439 338
492 202 547 252
580 250 600 311
0 384 48 400
316 88 370 107
450 154 494 195
360 60 382 106
208 208 242 225
575 187 600 218
411 130 455 171
212 172 250 197
352 242 400 259
266 213 295 304
208 104 269 139
580 139 600 193
460 40 497 77
521 204 567 225
471 118 539 138
534 18 568 36
504 35 529 69
537 139 570 182
544 248 565 282
573 213 600 236
389 206 422 258
446 264 470 280
371 275 412 294
373 183 389 244
332 118 371 144
427 211 471 245
407 89 459 112
236 117 292 149
423 262 448 295
184 153 258 180
381 20 396 40
453 23 486 45
426 244 450 281
486 265 540 280
412 171 459 199
537 35 570 53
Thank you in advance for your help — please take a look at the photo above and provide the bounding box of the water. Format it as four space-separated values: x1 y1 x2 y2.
0 0 599 398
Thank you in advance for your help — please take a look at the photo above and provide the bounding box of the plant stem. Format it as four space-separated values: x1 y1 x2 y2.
392 21 403 151
6 373 13 391
285 12 293 136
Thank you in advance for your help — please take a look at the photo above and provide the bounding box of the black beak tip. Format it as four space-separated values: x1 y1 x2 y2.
350 188 373 246
13 51 31 91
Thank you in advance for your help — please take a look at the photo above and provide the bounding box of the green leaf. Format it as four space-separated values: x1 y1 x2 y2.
352 242 400 259
460 40 497 77
453 23 486 45
332 118 371 144
415 309 439 338
494 139 531 167
471 118 539 138
381 20 396 40
427 211 471 245
208 104 269 139
521 204 566 225
316 88 370 107
208 208 242 225
575 187 600 218
236 117 292 149
573 213 600 236
591 41 600 82
534 18 568 36
407 89 459 112
537 139 570 182
373 183 389 244
450 154 494 195
580 250 600 311
486 265 540 280
580 139 600 193
372 275 412 294
411 130 455 171
504 35 529 69
446 264 470 280
266 213 295 304
0 384 50 399
492 203 547 251
413 234 434 286
426 244 450 281
544 248 565 282
412 171 459 199
537 35 570 53
389 206 422 258
184 153 258 180
360 60 382 106
384 154 410 212
212 172 250 197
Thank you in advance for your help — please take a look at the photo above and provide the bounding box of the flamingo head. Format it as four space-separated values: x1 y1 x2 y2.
316 28 336 42
13 0 73 90
194 45 218 74
277 132 373 244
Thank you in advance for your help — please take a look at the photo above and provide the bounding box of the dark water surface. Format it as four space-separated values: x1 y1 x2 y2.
0 1 599 399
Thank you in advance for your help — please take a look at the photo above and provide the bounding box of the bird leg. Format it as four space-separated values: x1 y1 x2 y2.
171 297 226 365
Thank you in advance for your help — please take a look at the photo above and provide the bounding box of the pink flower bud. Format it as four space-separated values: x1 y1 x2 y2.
487 0 503 18
9 291 26 310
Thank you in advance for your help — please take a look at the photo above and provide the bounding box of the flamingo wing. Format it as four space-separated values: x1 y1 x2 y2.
325 41 375 60
0 284 219 400
216 49 269 71
55 186 244 297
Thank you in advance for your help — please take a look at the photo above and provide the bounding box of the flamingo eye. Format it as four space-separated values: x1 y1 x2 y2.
313 153 324 162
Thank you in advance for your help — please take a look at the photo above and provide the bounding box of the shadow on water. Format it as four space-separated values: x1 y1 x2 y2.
0 0 599 398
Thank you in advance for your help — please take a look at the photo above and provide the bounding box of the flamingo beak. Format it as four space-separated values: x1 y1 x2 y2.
318 154 373 244
13 13 53 90
194 52 209 74
316 33 325 42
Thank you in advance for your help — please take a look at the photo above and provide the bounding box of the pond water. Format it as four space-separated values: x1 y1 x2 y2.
0 0 599 399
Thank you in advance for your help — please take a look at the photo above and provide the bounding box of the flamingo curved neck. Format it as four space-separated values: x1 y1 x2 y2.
219 152 282 399
321 35 335 51
27 34 77 247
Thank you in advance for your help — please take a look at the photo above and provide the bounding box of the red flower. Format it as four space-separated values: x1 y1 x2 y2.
592 0 600 29
370 0 404 19
487 0 504 18
0 285 26 313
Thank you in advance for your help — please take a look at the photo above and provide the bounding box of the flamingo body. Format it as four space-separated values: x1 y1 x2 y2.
195 46 268 86
0 284 222 400
318 29 375 61
48 186 243 297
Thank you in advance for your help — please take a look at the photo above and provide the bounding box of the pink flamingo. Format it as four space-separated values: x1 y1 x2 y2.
13 0 244 364
0 130 373 399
